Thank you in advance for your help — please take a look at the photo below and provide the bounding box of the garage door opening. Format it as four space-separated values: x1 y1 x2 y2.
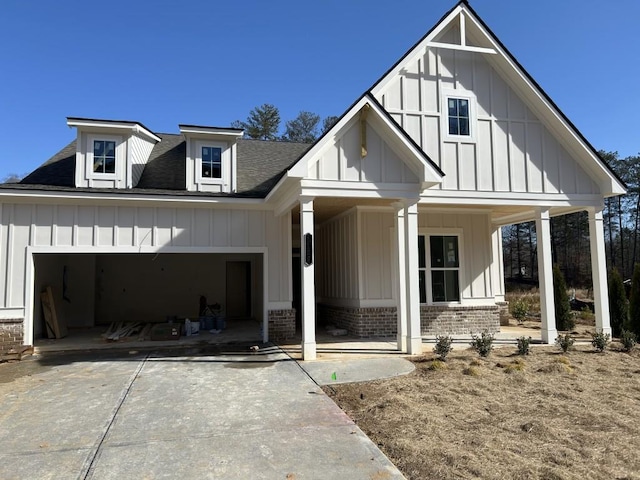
31 252 264 348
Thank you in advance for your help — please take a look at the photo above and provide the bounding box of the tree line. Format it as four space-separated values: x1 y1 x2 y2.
231 103 338 143
503 150 640 287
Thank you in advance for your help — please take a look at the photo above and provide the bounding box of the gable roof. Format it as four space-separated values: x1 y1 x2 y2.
369 0 626 195
267 92 444 199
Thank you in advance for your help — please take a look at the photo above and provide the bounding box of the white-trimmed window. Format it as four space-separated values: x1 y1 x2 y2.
442 90 476 141
201 145 222 179
418 234 461 303
195 141 228 184
86 134 122 177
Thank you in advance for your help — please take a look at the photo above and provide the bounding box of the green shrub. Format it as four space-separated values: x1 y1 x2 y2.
579 306 595 322
629 264 640 336
433 335 453 361
511 299 529 325
516 336 532 355
608 268 628 337
590 331 610 352
553 266 574 331
470 331 494 357
555 333 575 353
620 329 637 353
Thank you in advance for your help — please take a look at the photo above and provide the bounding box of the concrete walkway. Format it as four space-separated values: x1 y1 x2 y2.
0 345 405 480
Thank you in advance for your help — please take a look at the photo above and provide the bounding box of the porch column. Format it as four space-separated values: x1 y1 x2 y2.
404 201 423 354
300 197 316 360
588 207 612 336
393 202 407 352
491 227 506 302
535 208 557 344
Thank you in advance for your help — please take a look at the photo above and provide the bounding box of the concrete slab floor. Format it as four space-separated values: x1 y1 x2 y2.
0 345 405 480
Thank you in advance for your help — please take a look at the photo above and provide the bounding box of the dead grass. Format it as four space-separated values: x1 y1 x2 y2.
325 346 640 480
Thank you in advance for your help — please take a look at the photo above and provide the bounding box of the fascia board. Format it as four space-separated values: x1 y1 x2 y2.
0 188 268 208
461 9 626 195
370 5 463 96
287 96 371 178
67 118 161 143
286 96 442 186
178 126 244 137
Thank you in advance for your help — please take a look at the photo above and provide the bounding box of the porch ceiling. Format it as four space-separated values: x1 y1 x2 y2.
289 199 588 226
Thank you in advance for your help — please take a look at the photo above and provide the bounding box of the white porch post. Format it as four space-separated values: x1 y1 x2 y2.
588 207 612 336
404 201 423 354
300 197 316 360
491 227 506 302
393 203 407 352
535 208 557 344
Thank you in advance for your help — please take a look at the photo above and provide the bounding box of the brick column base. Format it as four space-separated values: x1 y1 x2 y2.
268 310 296 341
0 318 25 355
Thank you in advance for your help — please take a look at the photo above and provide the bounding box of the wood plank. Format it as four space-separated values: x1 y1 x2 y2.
40 286 67 339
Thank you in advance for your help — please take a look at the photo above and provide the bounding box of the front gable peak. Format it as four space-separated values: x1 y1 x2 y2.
285 94 443 190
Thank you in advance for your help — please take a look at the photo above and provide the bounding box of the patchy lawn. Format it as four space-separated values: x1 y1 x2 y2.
325 344 640 480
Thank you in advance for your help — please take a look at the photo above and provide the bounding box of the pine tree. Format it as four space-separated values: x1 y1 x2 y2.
628 263 640 336
231 104 281 140
553 265 574 331
608 268 628 337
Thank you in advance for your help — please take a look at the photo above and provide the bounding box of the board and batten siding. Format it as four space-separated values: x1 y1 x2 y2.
307 117 419 184
352 210 494 304
0 202 291 318
376 46 599 195
129 133 156 187
316 210 359 305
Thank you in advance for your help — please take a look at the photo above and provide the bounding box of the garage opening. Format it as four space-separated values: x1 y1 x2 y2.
31 252 264 348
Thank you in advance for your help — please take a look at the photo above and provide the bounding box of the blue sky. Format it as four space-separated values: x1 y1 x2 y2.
1 0 638 179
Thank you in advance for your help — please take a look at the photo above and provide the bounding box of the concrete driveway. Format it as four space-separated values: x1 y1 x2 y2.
0 345 405 479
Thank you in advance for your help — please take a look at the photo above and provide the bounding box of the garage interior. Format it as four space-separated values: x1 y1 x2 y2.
32 252 264 348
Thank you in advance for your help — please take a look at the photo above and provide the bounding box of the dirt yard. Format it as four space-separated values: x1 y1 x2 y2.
325 344 640 480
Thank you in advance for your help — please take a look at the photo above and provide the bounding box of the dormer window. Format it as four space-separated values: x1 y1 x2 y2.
93 140 116 174
86 134 122 179
201 146 222 179
195 141 227 185
179 124 243 193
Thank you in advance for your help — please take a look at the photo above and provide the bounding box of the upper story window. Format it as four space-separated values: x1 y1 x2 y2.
201 146 222 179
418 234 461 303
93 140 116 174
448 98 470 136
86 134 122 178
442 89 476 142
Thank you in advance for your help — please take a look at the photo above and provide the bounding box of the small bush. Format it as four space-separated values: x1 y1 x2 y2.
516 336 532 355
608 268 628 336
427 360 447 371
620 330 637 353
470 331 494 357
463 366 480 376
511 299 529 325
590 331 610 352
433 335 453 361
579 306 595 322
553 266 574 331
555 334 575 353
505 360 525 374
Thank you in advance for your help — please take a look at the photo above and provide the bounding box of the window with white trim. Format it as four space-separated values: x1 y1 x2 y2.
92 139 116 174
447 98 470 136
195 140 228 185
442 89 476 142
418 234 461 303
86 135 121 178
201 145 222 179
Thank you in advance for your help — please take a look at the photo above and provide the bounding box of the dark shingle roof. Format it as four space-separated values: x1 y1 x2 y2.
13 134 310 198
20 140 76 187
